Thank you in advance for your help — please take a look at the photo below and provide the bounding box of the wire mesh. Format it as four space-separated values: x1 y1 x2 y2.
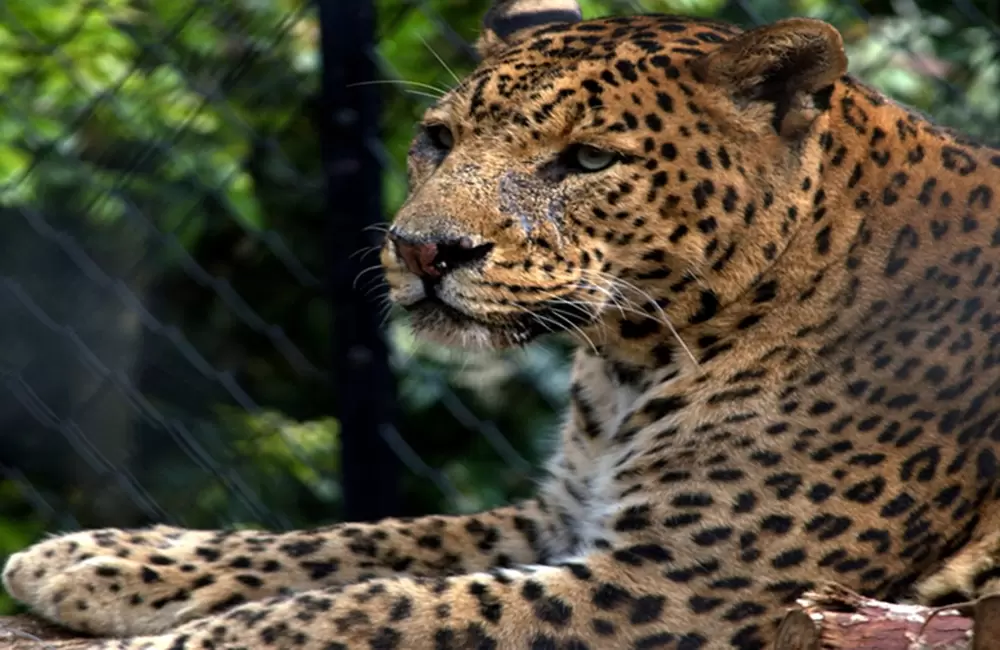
1 0 999 614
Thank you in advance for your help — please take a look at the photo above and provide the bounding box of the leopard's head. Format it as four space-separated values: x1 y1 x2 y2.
382 0 848 353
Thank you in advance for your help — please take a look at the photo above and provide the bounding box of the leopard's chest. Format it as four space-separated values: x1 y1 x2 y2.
547 366 655 557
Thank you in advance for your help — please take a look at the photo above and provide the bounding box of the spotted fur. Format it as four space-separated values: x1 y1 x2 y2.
6 3 1000 648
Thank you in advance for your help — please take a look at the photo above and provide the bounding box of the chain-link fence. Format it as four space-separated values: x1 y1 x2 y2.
0 0 331 545
1 0 998 614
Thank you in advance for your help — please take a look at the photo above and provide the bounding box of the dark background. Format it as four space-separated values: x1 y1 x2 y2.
0 0 998 615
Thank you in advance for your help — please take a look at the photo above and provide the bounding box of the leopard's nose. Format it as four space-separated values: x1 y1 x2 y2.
389 230 494 280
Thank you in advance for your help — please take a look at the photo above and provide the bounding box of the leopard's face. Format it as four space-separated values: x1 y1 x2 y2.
382 15 845 350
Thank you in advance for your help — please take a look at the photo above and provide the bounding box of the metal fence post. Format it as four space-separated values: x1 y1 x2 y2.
318 0 401 522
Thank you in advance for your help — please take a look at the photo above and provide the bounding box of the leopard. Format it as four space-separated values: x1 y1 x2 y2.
6 1 1000 648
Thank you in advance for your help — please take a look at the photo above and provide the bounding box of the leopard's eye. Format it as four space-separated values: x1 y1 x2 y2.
569 144 619 172
425 123 454 151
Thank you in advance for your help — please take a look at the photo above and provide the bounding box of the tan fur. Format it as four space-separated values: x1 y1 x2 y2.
477 0 583 58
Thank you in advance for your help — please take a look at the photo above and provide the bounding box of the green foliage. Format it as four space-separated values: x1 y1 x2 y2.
0 0 333 535
0 482 47 613
0 0 319 229
226 408 341 505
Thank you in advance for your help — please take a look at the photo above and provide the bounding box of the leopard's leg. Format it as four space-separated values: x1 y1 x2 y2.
914 497 1000 605
66 551 753 650
1 352 606 638
1 500 555 637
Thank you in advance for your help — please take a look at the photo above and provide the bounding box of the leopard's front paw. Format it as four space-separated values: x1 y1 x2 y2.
2 526 244 636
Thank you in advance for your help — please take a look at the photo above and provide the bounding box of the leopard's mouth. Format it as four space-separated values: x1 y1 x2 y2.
402 295 597 349
405 296 487 325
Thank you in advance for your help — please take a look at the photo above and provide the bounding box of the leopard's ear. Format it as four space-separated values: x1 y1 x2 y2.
691 18 847 135
476 0 582 59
